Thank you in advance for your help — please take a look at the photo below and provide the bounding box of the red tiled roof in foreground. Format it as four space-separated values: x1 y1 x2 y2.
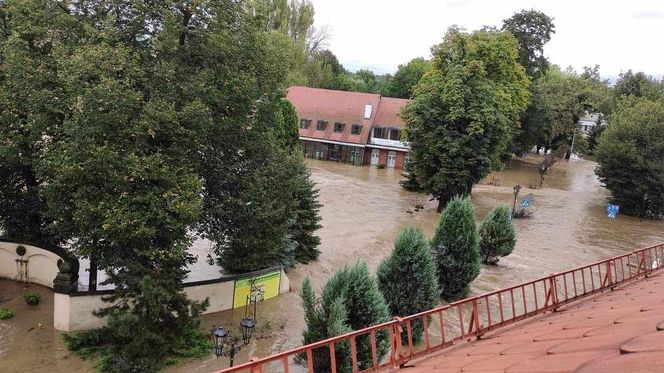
389 271 664 373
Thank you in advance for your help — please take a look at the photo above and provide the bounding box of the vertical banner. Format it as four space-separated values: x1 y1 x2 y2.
233 270 281 309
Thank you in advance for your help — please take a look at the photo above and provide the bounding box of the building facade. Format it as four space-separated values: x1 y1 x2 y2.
287 86 411 169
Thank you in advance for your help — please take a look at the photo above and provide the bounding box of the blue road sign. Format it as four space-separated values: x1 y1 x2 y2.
521 193 533 208
607 204 619 219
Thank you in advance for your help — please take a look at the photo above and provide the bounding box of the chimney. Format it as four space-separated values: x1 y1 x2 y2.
364 102 372 119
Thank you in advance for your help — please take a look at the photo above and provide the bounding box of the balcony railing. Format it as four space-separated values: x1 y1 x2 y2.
369 137 409 149
215 243 664 373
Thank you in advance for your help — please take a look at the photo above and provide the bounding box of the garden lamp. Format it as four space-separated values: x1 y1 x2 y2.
240 318 256 345
211 326 228 357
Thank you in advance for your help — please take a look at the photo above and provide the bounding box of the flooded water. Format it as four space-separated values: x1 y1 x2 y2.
172 155 664 372
3 154 663 373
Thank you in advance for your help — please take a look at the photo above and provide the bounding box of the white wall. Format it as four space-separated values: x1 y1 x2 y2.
53 270 292 331
0 241 61 288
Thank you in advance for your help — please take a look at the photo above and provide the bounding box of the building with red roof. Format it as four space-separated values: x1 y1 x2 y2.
287 86 411 169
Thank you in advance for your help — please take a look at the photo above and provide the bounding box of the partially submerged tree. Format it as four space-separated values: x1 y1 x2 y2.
377 227 438 343
595 97 664 218
479 205 517 264
403 27 530 211
299 262 390 372
431 196 481 300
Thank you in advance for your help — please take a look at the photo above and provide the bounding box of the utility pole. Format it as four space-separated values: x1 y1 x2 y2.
569 126 577 159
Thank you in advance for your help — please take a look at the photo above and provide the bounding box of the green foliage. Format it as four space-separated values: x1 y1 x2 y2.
383 58 431 98
536 66 606 152
511 80 554 155
299 262 390 372
400 157 423 192
478 205 516 264
502 9 555 79
403 27 530 211
23 291 40 305
0 307 14 319
289 157 323 264
431 196 480 300
377 227 439 343
613 70 664 101
595 97 664 218
64 313 211 371
587 124 606 154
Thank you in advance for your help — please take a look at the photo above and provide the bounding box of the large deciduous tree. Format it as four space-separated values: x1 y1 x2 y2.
403 27 530 211
502 9 556 154
595 97 664 219
383 57 431 98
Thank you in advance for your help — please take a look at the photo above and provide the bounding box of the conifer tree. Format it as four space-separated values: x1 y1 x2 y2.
431 196 480 300
377 227 439 343
478 204 516 264
289 156 322 263
299 262 390 372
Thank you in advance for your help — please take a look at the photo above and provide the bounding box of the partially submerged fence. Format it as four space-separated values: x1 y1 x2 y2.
217 243 664 373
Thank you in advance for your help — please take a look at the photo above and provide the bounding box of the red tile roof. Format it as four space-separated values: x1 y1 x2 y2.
286 86 411 145
374 97 410 129
386 270 664 373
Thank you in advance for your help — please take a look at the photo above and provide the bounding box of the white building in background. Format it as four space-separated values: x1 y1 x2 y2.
578 112 604 136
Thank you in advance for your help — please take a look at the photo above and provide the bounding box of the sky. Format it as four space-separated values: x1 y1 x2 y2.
310 0 664 80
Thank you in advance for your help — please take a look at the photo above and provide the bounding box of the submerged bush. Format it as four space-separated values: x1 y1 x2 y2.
0 307 14 319
479 204 517 264
23 292 41 305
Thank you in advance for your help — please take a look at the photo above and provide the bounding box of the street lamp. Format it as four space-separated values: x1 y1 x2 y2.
512 184 522 217
210 285 261 366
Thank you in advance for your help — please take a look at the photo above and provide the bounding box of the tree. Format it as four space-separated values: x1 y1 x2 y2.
595 97 664 218
289 154 323 263
403 27 530 211
502 9 555 79
383 58 431 98
613 70 664 101
377 227 438 343
431 196 480 300
587 123 606 154
299 262 390 372
478 205 516 264
399 157 423 192
0 1 307 370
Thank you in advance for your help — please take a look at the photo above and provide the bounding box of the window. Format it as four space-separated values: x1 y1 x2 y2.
351 124 362 135
390 129 401 141
317 120 328 131
299 119 310 129
373 127 384 139
334 122 345 133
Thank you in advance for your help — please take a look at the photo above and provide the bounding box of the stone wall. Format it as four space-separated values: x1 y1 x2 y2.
0 241 63 288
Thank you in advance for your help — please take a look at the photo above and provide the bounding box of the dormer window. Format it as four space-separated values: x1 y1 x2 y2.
317 120 328 131
351 124 362 135
364 103 372 119
334 122 345 133
299 119 311 129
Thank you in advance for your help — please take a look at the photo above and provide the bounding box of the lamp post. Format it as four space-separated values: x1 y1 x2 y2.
210 285 260 367
512 184 522 217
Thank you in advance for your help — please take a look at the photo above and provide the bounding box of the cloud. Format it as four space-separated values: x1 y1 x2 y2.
632 11 664 19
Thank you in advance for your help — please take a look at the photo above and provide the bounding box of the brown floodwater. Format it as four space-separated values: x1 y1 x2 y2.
2 155 663 373
171 155 664 372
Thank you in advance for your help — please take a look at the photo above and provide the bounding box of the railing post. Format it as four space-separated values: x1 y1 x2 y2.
605 260 614 289
391 317 405 367
548 274 559 311
471 297 481 338
249 357 263 373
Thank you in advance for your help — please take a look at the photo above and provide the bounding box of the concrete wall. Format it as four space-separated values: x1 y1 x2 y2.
53 268 292 332
0 241 61 288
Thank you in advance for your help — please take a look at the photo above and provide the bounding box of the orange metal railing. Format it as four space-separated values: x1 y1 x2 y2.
216 243 664 373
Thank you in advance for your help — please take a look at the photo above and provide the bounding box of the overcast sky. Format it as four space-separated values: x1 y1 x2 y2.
310 0 664 80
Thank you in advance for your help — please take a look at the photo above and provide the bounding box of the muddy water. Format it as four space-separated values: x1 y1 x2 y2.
172 155 664 372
